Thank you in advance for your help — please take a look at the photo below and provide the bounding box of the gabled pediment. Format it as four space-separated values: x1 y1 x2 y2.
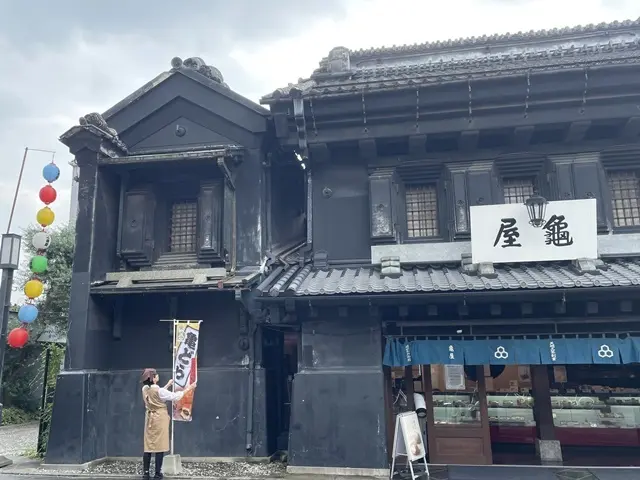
130 116 238 153
89 57 269 153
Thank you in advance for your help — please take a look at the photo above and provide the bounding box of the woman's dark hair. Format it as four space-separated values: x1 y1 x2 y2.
143 378 154 387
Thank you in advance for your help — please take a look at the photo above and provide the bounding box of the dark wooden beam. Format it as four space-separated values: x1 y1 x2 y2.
273 112 289 138
358 138 377 160
287 102 640 146
587 301 599 315
621 116 640 139
309 143 329 163
512 126 535 148
408 134 427 157
458 130 479 152
564 120 592 143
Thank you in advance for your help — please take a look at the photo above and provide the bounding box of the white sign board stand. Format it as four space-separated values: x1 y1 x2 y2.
390 411 429 479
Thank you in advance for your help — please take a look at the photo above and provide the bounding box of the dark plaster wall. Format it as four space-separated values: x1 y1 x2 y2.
312 162 370 262
66 153 121 371
46 367 268 463
270 163 306 249
46 292 269 463
236 149 265 267
288 309 388 469
110 292 249 370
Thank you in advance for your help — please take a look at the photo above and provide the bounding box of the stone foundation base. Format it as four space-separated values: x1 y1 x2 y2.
287 465 389 477
535 439 563 466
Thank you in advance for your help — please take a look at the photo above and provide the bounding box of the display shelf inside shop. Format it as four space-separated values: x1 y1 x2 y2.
487 394 536 427
432 392 481 425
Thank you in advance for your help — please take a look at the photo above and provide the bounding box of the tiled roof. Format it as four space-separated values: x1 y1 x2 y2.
262 18 640 101
349 19 640 59
264 258 640 297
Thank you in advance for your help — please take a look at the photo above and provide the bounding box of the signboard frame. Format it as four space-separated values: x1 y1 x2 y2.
389 411 429 480
470 198 597 265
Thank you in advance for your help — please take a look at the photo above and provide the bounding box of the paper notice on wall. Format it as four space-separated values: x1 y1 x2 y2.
444 365 465 390
553 366 567 384
172 321 201 422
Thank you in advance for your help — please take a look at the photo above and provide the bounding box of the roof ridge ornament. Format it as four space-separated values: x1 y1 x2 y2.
76 113 128 154
171 56 229 88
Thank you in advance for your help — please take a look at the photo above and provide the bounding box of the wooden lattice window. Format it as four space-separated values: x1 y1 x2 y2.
406 185 439 238
503 178 534 204
169 201 198 252
608 171 640 227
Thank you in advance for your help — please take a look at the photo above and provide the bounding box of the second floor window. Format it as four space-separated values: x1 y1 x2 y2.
608 171 640 227
406 185 439 238
169 200 198 253
503 177 534 204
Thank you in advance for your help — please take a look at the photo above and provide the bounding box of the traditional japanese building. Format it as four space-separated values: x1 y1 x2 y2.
257 19 640 473
47 18 640 474
45 57 306 464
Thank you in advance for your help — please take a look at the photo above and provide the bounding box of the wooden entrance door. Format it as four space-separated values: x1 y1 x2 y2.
423 365 492 465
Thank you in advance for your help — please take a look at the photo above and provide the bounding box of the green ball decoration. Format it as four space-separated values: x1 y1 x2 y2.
31 255 48 274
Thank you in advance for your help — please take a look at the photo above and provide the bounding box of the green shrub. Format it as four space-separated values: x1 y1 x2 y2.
2 407 37 425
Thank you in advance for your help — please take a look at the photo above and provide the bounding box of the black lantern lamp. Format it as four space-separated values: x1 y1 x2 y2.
525 190 548 227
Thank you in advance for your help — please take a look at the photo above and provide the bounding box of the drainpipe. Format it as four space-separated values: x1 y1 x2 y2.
245 323 258 454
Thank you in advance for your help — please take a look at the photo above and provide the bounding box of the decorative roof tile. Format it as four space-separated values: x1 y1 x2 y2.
264 258 640 297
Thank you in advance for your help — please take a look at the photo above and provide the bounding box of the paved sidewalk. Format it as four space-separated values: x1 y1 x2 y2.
0 423 38 459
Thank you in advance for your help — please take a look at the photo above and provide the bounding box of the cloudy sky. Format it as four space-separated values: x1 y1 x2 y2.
0 0 637 268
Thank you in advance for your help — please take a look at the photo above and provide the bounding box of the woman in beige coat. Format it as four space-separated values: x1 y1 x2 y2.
140 368 197 479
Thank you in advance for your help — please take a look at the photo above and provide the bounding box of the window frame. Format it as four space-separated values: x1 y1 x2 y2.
167 199 199 254
607 168 640 233
402 180 446 243
501 176 536 205
153 180 202 258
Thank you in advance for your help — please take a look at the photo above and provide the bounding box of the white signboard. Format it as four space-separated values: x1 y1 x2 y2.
470 199 597 264
390 411 429 480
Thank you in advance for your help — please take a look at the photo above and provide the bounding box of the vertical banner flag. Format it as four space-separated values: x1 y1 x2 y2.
172 320 201 422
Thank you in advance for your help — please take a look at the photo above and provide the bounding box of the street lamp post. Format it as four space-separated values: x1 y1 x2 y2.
0 233 22 424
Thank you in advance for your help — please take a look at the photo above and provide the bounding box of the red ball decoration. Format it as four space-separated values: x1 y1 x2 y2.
39 185 57 205
7 327 29 348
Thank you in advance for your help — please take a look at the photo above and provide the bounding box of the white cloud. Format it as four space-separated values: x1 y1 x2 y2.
230 0 639 101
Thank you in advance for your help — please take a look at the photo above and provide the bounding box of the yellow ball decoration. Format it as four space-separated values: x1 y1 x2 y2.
36 207 55 227
24 279 44 299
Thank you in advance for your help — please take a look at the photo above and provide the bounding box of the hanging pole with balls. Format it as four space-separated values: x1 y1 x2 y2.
0 148 57 438
8 152 60 349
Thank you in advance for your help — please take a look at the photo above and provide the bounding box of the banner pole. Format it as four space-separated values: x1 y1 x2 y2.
170 319 176 456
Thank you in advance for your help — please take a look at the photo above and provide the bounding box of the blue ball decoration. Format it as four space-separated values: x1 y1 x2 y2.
18 304 38 324
43 163 60 183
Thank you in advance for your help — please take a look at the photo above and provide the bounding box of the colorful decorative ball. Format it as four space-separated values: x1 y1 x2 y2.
24 279 44 299
18 304 38 324
32 231 52 250
39 185 57 205
43 163 60 183
31 255 48 274
36 207 55 227
7 327 29 348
